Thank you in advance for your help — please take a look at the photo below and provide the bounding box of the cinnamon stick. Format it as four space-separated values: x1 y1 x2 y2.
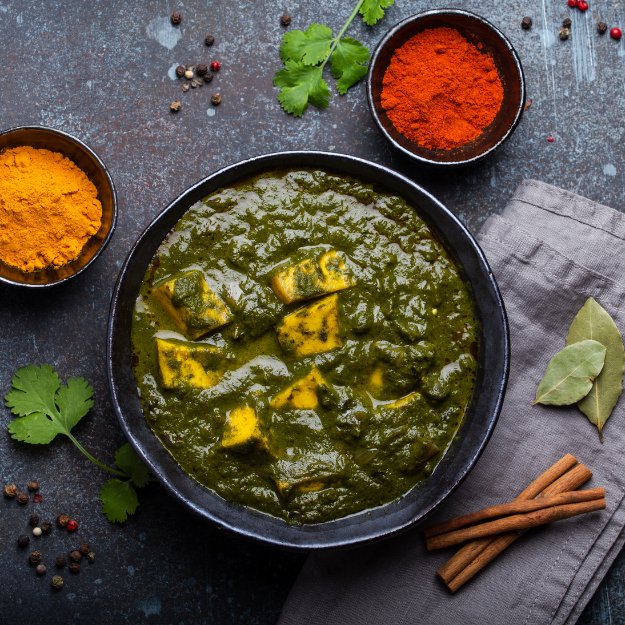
439 462 594 592
436 453 579 585
427 497 605 551
425 488 604 539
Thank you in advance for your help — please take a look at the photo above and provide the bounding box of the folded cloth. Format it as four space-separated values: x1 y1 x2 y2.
278 180 625 625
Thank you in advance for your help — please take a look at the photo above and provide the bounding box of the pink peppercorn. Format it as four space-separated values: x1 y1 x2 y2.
33 494 42 503
577 1 589 11
611 28 622 39
568 0 578 6
548 134 555 143
67 520 78 532
210 61 221 72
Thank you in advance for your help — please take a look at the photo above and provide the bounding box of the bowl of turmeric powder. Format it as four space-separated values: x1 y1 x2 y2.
366 9 526 167
0 126 117 286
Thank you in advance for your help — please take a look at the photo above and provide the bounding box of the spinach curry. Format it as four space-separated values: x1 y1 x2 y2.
131 169 478 524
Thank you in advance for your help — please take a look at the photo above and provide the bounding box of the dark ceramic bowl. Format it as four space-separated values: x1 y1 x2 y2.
108 152 509 550
366 9 526 168
0 126 117 287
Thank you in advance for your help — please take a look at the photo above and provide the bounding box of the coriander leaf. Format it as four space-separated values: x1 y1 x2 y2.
274 61 331 117
533 339 606 406
5 364 60 418
360 0 395 26
99 479 139 523
280 24 334 65
55 377 94 433
7 412 64 444
115 443 152 488
566 297 625 441
331 36 370 94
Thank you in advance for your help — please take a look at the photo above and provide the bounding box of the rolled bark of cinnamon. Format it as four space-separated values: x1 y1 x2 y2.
427 496 605 551
425 488 605 540
436 453 579 586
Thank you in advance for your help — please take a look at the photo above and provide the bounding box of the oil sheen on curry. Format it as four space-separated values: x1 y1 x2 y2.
131 169 478 524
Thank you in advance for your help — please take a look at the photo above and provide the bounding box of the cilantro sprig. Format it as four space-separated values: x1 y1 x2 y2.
5 364 153 523
274 0 394 116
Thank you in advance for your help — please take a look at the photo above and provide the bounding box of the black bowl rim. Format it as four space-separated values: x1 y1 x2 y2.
366 8 526 168
0 125 118 288
108 151 510 550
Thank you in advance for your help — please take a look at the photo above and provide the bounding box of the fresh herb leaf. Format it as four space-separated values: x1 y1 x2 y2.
6 364 61 420
99 479 140 523
280 24 334 65
274 62 330 117
54 377 94 433
533 339 606 406
566 297 625 441
360 0 395 26
115 443 152 488
7 412 63 445
331 36 370 94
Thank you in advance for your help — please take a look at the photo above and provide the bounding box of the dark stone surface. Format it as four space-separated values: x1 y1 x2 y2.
0 0 623 623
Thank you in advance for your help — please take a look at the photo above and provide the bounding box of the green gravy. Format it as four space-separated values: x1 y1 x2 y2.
131 169 478 524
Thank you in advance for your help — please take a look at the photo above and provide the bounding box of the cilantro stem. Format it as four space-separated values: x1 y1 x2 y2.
67 433 127 477
321 0 366 71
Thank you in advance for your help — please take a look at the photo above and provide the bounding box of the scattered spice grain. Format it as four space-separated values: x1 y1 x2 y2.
182 83 190 92
205 35 215 46
86 552 96 563
69 550 82 563
563 18 572 28
29 551 42 564
57 514 69 528
56 556 67 568
281 14 292 26
175 65 185 78
69 562 80 574
18 535 30 548
203 73 213 83
521 17 533 29
17 493 28 504
597 22 608 34
578 1 589 11
79 543 91 556
4 485 18 498
36 564 47 576
33 494 42 503
27 481 39 491
568 0 578 5
210 61 220 72
33 527 42 537
67 520 78 532
41 522 52 534
52 575 64 589
171 12 182 25
191 79 202 88
29 514 39 526
170 101 182 112
548 133 555 142
211 93 222 105
196 63 208 76
611 27 622 39
184 69 194 79
560 28 571 40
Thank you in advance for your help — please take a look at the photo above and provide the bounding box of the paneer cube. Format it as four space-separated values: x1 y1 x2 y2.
222 406 270 453
276 294 342 357
153 270 233 340
272 451 345 501
269 367 326 409
270 250 354 305
155 338 222 390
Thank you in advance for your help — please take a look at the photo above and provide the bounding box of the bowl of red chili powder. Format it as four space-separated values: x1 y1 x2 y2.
367 9 525 167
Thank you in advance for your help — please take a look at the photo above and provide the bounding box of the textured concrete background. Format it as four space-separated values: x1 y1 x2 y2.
0 0 624 623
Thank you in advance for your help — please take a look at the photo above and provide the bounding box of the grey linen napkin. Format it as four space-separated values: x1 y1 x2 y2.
278 180 625 625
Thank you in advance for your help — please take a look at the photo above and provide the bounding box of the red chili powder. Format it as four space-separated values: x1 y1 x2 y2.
381 27 505 150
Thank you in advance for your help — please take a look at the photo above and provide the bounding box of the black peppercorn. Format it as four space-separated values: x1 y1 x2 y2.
57 514 69 528
52 575 64 589
27 480 39 491
86 552 96 563
171 12 182 25
281 13 291 26
29 551 42 565
29 514 39 526
17 493 28 504
563 18 572 28
41 521 52 534
56 556 66 568
36 564 47 576
69 562 80 574
203 73 213 84
521 17 532 30
211 93 222 105
4 484 17 498
196 63 208 76
175 64 185 78
597 22 608 35
69 550 82 563
79 543 91 556
205 35 215 46
18 535 30 548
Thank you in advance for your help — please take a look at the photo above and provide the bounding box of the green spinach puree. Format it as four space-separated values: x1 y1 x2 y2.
131 169 478 524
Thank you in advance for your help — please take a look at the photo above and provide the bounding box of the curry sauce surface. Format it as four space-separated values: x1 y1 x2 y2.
131 169 478 524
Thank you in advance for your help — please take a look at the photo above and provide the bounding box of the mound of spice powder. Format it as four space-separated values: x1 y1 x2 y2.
0 146 102 272
381 27 504 150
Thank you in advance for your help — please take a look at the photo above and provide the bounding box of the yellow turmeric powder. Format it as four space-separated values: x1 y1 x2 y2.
0 146 102 272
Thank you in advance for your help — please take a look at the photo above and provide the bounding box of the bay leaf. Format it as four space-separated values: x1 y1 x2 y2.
533 339 606 406
566 297 625 442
